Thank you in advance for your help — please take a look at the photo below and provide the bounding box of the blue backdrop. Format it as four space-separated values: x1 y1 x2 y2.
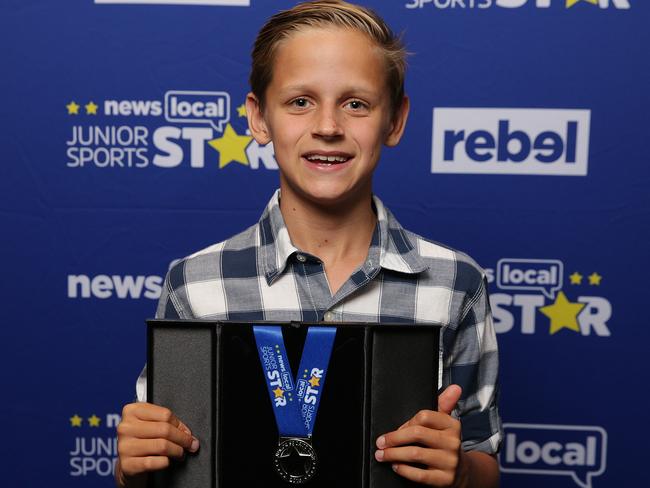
1 0 648 487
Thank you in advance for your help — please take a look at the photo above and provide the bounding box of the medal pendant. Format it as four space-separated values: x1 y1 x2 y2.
273 437 317 484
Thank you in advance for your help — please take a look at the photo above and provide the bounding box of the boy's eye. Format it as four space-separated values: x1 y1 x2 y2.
291 98 310 108
346 100 368 111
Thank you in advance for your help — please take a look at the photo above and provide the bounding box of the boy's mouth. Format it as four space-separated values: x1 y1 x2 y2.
302 152 352 166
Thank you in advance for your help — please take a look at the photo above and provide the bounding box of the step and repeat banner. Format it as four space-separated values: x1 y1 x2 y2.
1 0 648 486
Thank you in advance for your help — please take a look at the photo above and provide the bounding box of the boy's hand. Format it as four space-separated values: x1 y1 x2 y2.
374 385 465 487
116 402 199 487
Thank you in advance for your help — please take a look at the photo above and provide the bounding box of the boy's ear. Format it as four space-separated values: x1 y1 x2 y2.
245 92 272 145
384 95 410 147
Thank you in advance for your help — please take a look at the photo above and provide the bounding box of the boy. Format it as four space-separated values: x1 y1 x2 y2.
116 1 502 487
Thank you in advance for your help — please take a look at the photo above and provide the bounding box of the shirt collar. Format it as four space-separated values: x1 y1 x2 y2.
259 189 428 285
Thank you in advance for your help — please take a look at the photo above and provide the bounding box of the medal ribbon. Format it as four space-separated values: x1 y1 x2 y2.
253 325 336 438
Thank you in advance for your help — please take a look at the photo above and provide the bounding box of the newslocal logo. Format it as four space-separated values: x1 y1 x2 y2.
406 0 630 10
69 412 121 477
64 89 277 170
497 258 562 299
486 258 612 337
500 423 607 488
67 274 162 299
431 108 590 176
260 344 294 407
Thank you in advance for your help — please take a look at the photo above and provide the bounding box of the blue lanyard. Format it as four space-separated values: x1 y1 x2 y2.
253 325 336 438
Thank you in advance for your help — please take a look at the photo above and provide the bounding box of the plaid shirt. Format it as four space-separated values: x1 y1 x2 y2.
137 189 502 454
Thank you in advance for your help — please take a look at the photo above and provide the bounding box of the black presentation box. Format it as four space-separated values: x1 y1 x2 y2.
147 320 440 488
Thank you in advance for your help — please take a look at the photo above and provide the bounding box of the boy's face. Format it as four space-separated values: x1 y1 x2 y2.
246 27 409 207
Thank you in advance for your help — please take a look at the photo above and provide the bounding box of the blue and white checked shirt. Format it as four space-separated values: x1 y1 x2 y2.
137 189 502 454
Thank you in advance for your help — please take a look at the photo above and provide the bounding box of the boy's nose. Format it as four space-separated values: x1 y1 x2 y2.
312 107 343 138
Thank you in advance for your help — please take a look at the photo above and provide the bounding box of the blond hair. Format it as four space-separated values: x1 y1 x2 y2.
250 0 407 115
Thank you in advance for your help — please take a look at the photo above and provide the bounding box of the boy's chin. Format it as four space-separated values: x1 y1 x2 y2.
285 183 371 209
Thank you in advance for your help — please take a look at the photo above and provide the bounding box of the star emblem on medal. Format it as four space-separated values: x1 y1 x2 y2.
279 444 313 475
274 438 318 484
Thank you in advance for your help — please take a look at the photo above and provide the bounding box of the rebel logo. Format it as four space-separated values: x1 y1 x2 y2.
431 108 590 176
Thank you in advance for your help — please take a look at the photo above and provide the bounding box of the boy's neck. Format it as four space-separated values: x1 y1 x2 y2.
279 187 377 277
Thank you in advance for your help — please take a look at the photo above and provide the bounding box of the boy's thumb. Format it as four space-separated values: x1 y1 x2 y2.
438 384 462 415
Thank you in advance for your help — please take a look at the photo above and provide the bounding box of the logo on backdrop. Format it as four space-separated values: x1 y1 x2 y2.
64 90 277 170
500 423 607 488
431 108 590 176
95 0 250 6
69 412 121 477
67 274 162 299
486 258 612 336
406 0 630 10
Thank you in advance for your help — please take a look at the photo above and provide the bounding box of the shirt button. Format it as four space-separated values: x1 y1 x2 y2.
323 311 335 322
296 254 307 263
366 259 373 267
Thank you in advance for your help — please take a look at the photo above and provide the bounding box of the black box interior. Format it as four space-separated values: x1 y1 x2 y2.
147 320 440 488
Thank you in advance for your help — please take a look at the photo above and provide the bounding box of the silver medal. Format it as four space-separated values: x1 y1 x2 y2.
273 437 318 484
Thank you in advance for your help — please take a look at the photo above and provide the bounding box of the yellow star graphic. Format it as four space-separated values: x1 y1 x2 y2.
66 101 80 115
539 291 586 335
208 123 252 168
273 387 284 398
85 101 98 115
569 272 583 285
566 0 598 7
588 272 603 285
308 376 320 388
237 104 247 117
70 414 83 427
88 414 101 427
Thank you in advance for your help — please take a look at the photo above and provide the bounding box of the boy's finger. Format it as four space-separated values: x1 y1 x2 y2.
177 420 192 436
120 437 185 459
376 445 456 470
395 409 458 434
128 404 187 430
405 410 457 431
121 456 170 476
391 463 455 487
118 420 197 451
377 425 461 451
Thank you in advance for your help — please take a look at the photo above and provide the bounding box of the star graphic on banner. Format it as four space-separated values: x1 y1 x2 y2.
85 101 98 115
70 414 83 427
273 387 285 398
569 272 583 285
308 376 320 388
237 103 247 117
88 414 101 427
588 272 603 285
539 291 586 335
66 101 80 115
566 0 598 7
208 123 252 168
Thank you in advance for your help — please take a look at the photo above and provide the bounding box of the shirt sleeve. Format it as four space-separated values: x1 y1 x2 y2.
443 274 503 455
